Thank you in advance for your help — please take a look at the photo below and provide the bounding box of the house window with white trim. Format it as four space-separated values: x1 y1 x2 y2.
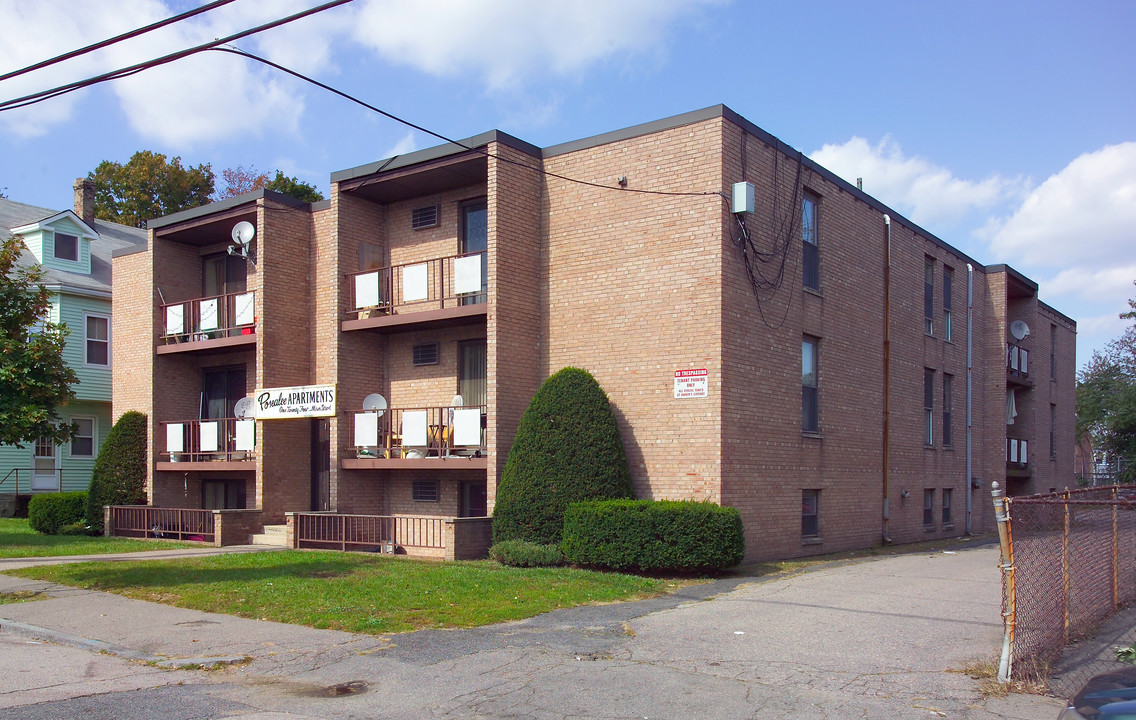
71 417 95 457
85 314 110 366
54 232 78 261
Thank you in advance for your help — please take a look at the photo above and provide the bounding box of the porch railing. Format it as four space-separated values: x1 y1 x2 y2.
109 506 215 542
0 468 62 494
161 418 256 462
347 404 487 459
160 290 256 344
347 251 486 319
293 513 444 550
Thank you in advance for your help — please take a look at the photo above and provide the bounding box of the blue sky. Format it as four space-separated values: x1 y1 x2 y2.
2 0 1134 369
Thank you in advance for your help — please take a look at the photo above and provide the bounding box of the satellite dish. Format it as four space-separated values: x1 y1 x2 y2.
451 394 463 407
231 221 255 246
234 397 255 420
1010 321 1031 341
362 393 387 415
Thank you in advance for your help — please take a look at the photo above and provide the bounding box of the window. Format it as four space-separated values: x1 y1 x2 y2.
802 193 819 290
942 489 953 526
923 489 935 527
412 342 439 366
54 232 78 261
411 204 438 229
924 369 934 445
1050 404 1057 459
1050 324 1057 381
943 266 953 342
924 257 935 335
85 314 109 366
942 374 953 447
413 479 439 502
802 490 819 538
802 337 819 433
71 417 95 457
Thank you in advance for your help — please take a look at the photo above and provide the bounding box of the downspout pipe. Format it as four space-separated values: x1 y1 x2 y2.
883 214 892 544
966 263 974 534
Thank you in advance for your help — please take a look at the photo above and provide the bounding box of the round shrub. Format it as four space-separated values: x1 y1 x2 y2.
493 367 633 545
87 411 148 534
489 540 566 567
561 499 745 573
28 491 88 535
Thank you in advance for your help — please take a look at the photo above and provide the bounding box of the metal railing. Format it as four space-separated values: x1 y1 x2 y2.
293 513 444 551
0 468 62 494
347 404 487 459
160 290 256 344
993 484 1136 688
346 251 486 319
109 506 215 542
161 418 256 462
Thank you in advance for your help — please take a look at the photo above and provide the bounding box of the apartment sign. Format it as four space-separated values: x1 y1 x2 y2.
674 368 709 399
255 384 336 419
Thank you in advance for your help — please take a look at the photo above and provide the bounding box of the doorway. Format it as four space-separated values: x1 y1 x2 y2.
31 437 59 491
459 481 488 517
202 253 247 335
460 200 487 305
310 418 330 511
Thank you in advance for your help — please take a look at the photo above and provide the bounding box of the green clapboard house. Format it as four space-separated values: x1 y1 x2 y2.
0 182 146 507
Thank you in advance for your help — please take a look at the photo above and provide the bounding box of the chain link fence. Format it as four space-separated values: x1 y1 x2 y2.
994 484 1136 694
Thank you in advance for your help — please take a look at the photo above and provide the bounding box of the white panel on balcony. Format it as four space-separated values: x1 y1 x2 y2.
200 298 219 331
454 255 482 295
1021 440 1028 464
1009 439 1019 463
234 292 255 326
166 305 184 335
200 421 219 452
166 423 184 453
1020 349 1028 375
235 419 255 451
453 408 481 446
1009 347 1018 371
355 271 380 309
402 410 427 447
402 264 428 302
354 412 378 447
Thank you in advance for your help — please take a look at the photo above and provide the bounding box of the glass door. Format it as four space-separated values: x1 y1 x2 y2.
460 201 487 305
202 253 247 335
32 437 59 491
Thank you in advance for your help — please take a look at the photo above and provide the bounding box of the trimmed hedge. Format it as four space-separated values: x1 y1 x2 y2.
493 367 633 545
87 411 148 534
561 499 745 572
489 540 566 567
28 491 88 535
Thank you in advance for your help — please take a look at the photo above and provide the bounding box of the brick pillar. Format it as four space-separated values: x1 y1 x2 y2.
73 178 95 225
285 512 297 548
103 506 111 537
444 519 456 562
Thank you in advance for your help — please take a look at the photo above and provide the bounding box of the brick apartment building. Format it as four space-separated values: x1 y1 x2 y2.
110 105 1076 561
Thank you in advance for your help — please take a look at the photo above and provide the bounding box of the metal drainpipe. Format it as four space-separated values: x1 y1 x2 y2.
882 214 892 544
966 263 974 534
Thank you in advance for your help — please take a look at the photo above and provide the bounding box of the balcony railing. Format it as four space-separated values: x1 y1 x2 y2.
293 513 445 551
347 251 486 319
160 291 256 344
1007 343 1029 378
161 418 256 462
348 404 487 459
1007 437 1032 477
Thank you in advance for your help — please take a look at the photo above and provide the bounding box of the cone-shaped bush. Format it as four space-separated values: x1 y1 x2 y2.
86 411 148 533
493 367 633 545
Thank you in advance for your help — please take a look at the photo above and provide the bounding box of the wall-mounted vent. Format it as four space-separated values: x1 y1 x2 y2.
412 205 438 230
413 479 439 502
413 342 439 366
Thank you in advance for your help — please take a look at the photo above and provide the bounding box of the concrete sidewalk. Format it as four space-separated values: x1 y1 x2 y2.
0 544 1067 719
0 543 277 573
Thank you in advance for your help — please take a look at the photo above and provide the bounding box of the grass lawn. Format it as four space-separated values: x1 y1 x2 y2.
0 517 195 558
8 550 687 633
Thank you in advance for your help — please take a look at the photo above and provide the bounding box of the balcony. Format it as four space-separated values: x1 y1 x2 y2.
342 251 486 333
1006 343 1033 388
158 418 256 471
341 404 487 470
157 291 256 355
1006 437 1032 478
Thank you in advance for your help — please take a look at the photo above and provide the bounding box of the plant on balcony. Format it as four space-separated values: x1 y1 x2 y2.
493 367 633 545
87 411 148 534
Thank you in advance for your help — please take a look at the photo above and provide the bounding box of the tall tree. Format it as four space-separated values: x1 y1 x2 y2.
88 151 214 228
1077 282 1136 480
218 165 324 203
0 235 78 447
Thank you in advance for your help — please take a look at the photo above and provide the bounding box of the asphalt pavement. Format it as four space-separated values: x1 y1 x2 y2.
0 543 1068 719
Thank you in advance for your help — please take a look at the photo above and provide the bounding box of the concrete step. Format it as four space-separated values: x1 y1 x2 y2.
249 524 288 547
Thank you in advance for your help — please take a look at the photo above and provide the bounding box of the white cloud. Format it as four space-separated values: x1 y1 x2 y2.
989 142 1136 267
809 136 1028 228
382 132 419 158
1043 265 1136 305
350 0 722 91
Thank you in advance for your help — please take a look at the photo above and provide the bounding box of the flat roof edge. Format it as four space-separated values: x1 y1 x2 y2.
1039 300 1077 328
147 190 309 230
112 242 148 258
542 105 729 158
331 130 539 183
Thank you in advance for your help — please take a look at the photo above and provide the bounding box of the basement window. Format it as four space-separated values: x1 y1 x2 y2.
411 205 438 230
413 342 439 366
413 479 439 502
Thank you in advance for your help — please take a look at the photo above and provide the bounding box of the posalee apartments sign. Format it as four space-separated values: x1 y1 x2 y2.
255 384 336 419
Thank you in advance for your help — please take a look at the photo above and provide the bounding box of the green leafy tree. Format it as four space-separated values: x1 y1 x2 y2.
87 411 148 533
265 171 324 202
1077 283 1136 481
88 151 214 228
218 165 324 203
493 367 634 545
0 235 78 447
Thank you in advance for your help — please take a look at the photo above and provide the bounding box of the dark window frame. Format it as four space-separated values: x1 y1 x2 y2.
942 373 953 447
943 265 953 342
1050 404 1057 459
802 336 819 433
802 192 820 290
924 257 935 335
923 488 935 527
802 489 820 538
924 368 935 445
942 488 952 526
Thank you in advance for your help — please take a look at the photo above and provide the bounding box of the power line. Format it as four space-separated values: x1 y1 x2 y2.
0 0 355 112
0 0 239 84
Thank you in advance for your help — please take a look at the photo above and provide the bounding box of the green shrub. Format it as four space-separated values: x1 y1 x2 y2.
561 499 745 573
493 367 633 545
489 540 566 567
87 411 148 534
28 492 88 534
